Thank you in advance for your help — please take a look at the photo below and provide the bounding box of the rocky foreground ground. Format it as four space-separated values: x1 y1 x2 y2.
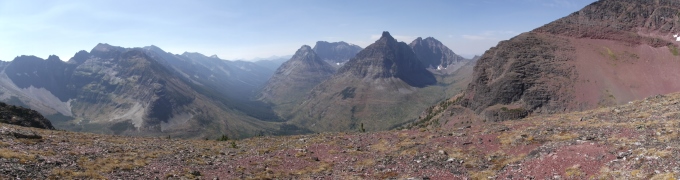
3 93 680 179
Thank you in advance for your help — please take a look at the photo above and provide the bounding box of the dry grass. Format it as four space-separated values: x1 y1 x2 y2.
550 131 580 141
470 170 495 180
370 139 392 153
0 148 35 163
357 159 376 167
48 168 105 179
650 172 676 180
498 132 536 147
293 162 333 176
565 164 583 177
634 148 671 158
487 152 525 171
399 147 418 156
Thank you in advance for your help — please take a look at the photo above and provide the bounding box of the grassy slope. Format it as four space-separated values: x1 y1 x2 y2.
4 92 680 179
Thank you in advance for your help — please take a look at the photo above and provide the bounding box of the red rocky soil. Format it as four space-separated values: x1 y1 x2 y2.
3 93 680 179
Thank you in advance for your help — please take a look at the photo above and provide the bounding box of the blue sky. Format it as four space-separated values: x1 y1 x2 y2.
0 0 597 61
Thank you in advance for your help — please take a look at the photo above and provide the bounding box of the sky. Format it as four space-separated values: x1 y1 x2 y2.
0 0 597 61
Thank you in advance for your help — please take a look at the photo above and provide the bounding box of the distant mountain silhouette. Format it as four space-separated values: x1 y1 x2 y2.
312 41 362 68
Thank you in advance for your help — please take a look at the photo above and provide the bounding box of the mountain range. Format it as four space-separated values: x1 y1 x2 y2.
284 32 472 132
0 34 473 137
14 0 676 138
7 0 680 179
0 44 286 138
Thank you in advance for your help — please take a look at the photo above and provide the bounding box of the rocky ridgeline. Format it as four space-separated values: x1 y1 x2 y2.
409 37 468 71
312 41 362 64
534 0 680 47
0 102 54 129
450 0 680 122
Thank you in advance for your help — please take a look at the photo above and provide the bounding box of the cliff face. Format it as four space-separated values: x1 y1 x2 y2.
409 37 469 74
462 33 577 120
460 0 680 121
259 45 335 117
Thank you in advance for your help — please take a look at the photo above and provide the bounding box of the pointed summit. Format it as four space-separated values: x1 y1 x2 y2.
90 43 126 58
338 31 435 87
259 45 335 116
293 45 317 63
68 50 90 64
409 37 468 73
381 31 393 39
91 43 124 53
288 33 445 132
299 45 313 51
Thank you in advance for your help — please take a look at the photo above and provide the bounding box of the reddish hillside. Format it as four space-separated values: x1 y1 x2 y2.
461 0 680 121
3 92 680 179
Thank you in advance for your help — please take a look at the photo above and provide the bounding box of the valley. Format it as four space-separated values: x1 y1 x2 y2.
3 0 680 179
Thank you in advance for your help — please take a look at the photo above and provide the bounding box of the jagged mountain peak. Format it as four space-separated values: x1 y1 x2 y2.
91 43 124 53
45 55 62 62
409 36 468 71
68 50 90 64
312 41 362 65
259 44 335 117
337 31 435 87
313 41 358 47
291 45 320 63
143 45 167 54
379 31 395 41
299 45 313 51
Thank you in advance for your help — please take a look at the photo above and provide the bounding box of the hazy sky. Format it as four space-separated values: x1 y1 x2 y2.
0 0 597 61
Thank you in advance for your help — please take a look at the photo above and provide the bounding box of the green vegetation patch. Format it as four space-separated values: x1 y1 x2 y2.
603 47 618 60
669 45 679 56
339 87 356 99
109 120 135 135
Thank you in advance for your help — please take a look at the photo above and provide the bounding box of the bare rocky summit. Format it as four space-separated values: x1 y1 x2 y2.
337 31 436 88
312 41 362 66
288 31 448 132
259 45 335 117
410 37 469 74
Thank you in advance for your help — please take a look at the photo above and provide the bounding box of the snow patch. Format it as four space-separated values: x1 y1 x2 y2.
674 34 680 41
